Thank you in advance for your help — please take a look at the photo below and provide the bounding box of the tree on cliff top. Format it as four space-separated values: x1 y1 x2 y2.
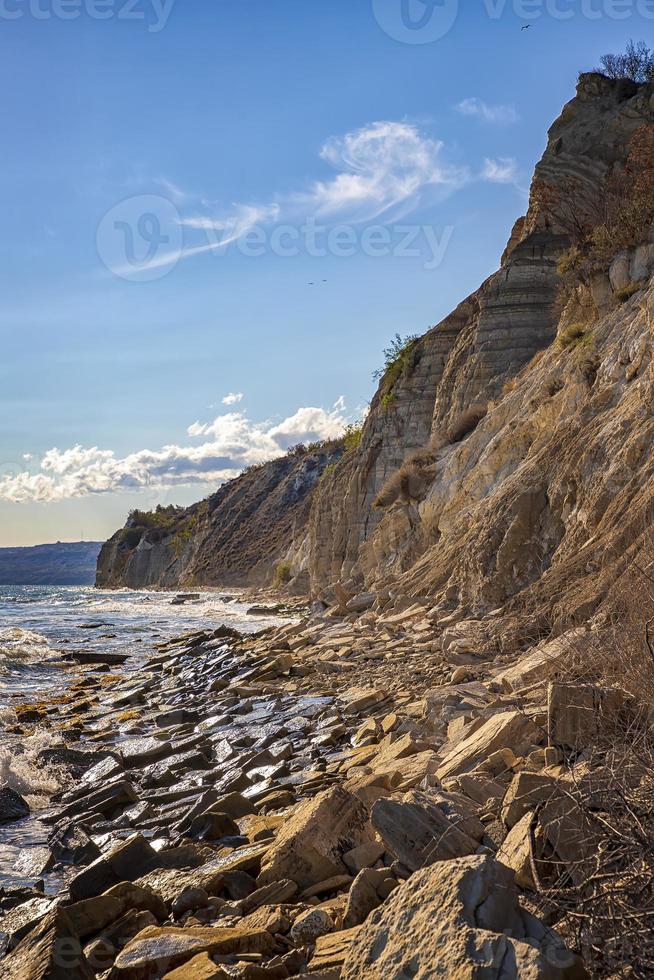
596 40 654 83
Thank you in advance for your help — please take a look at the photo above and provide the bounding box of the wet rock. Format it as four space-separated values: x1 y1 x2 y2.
0 907 93 980
14 847 54 879
84 909 158 972
69 834 158 902
186 809 240 842
370 790 484 872
0 786 29 825
0 896 55 949
257 787 371 890
156 708 199 728
46 779 138 825
49 824 102 867
341 855 586 979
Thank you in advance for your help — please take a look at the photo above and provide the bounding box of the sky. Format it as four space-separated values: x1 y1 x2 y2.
0 0 649 545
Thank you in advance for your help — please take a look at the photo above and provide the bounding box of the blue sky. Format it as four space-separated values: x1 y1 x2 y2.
0 0 648 545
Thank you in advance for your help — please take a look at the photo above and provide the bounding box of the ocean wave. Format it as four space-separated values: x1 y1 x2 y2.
0 628 53 674
0 731 71 806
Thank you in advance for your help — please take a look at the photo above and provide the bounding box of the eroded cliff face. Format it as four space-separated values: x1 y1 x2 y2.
307 73 654 632
96 446 341 590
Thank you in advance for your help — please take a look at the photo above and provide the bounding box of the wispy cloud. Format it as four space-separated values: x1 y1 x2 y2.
154 176 189 203
0 400 350 504
456 98 519 125
222 392 244 406
481 157 519 184
146 121 471 271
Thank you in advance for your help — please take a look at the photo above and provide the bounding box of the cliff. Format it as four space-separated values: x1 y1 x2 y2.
304 74 654 640
96 445 342 590
99 74 654 625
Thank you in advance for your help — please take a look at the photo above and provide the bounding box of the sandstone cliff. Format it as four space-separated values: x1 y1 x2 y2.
96 445 342 590
98 74 654 623
306 74 654 647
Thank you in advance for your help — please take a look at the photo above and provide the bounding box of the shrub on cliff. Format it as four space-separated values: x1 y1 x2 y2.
373 333 420 410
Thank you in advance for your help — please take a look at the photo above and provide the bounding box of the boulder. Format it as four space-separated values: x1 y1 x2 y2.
257 787 371 890
84 909 159 972
49 823 101 866
0 907 93 980
186 809 240 842
342 868 398 929
109 925 275 979
492 632 585 693
501 772 559 828
341 855 587 979
69 834 158 902
163 953 229 979
309 926 361 976
342 841 385 875
0 786 29 824
0 896 56 949
437 710 543 781
497 812 540 891
67 881 167 939
290 908 334 945
370 790 484 872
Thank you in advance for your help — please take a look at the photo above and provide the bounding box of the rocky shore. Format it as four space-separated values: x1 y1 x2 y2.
1 589 633 979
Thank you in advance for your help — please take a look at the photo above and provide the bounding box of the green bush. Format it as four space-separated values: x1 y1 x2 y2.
273 560 292 586
373 333 420 410
342 422 364 452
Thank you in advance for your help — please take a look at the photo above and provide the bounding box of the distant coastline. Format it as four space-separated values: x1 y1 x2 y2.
0 540 102 585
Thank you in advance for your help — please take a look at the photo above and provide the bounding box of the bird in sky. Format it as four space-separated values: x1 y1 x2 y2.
521 24 531 30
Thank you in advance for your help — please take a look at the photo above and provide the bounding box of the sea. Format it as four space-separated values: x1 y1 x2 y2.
0 585 292 892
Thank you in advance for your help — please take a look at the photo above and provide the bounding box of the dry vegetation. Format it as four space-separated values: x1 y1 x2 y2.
537 120 654 299
374 405 487 508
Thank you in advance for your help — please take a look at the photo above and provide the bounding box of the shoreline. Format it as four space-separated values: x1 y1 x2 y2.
0 595 592 977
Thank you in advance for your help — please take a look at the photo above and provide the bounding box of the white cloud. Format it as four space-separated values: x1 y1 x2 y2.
456 98 519 125
222 392 244 406
300 120 469 221
481 157 519 184
0 402 350 504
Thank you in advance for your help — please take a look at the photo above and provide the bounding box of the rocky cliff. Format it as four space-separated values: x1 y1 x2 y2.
99 74 654 622
305 74 654 646
96 445 342 589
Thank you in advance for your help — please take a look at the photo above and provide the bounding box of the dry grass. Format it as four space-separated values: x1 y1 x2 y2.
375 405 487 509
